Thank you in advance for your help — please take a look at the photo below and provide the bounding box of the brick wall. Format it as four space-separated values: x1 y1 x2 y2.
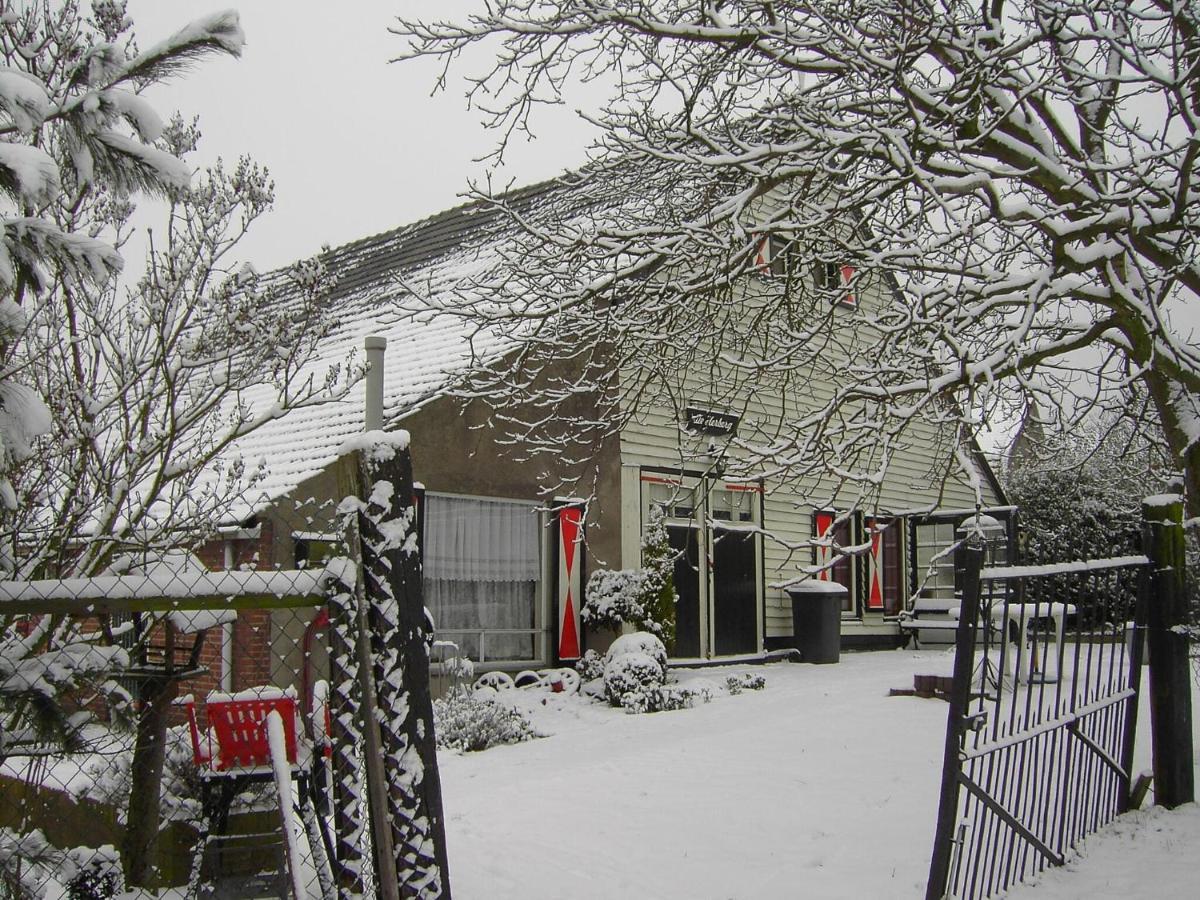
174 522 282 729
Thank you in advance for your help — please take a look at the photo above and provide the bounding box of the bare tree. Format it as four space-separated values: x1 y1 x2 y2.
0 6 349 883
393 0 1200 516
7 112 346 580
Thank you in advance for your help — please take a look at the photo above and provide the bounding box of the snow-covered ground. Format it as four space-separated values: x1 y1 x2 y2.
437 649 1200 900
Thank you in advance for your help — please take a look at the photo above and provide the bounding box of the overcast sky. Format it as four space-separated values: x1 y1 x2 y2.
124 1 597 271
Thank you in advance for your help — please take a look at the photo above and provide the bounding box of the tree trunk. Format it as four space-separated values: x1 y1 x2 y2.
1140 369 1200 520
122 675 178 888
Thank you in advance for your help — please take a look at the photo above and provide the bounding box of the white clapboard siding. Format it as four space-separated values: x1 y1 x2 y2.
615 251 1003 640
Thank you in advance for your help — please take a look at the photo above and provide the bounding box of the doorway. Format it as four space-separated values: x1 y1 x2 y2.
641 473 763 659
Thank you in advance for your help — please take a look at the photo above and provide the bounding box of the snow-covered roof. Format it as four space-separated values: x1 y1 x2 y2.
224 175 602 518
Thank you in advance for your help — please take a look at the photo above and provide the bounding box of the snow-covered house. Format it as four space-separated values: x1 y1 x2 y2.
214 176 1010 675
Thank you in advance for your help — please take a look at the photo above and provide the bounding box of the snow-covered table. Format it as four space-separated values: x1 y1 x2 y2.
989 602 1077 684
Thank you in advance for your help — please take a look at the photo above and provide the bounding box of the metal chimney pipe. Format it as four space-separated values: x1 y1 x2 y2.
364 335 387 431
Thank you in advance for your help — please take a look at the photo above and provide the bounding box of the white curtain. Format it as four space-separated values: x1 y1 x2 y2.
423 494 540 661
423 494 540 581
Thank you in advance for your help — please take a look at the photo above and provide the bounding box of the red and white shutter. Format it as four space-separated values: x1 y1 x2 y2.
814 510 836 580
754 234 773 274
555 505 584 662
839 265 856 307
865 517 885 610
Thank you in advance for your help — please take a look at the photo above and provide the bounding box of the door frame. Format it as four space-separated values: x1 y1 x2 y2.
634 467 764 659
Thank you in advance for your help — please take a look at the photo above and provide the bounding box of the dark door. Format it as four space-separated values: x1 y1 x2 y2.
668 525 701 658
712 527 757 655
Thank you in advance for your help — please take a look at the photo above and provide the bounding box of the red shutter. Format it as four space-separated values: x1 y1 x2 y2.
839 265 856 307
883 519 903 615
755 234 772 274
865 517 885 611
814 510 835 580
556 505 584 661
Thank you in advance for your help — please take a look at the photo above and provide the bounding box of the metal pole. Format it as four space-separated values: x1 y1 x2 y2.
926 543 985 900
364 336 386 432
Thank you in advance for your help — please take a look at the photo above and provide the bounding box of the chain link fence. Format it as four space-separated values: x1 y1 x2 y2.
1 439 449 899
1 574 337 898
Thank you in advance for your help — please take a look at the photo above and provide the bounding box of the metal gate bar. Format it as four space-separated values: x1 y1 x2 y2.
925 545 1149 899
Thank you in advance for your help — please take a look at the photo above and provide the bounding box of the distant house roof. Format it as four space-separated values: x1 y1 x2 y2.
224 175 601 519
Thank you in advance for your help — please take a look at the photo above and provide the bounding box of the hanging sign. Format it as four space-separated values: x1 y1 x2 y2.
684 406 740 437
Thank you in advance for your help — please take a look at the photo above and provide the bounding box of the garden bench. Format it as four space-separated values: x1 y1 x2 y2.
897 596 962 648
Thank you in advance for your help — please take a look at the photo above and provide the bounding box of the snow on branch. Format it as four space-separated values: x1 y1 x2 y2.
115 11 245 88
390 0 1200 520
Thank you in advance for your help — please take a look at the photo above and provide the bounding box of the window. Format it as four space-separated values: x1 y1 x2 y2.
422 494 541 663
911 511 1014 604
710 487 755 523
754 234 792 277
814 260 856 307
813 510 855 613
293 532 338 570
644 477 700 520
911 517 960 601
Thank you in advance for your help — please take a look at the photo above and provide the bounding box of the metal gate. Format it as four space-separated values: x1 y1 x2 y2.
925 545 1150 899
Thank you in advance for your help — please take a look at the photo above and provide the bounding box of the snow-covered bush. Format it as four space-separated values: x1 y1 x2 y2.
607 632 668 672
603 650 666 707
433 693 538 752
442 651 475 697
582 509 678 651
638 508 678 652
65 848 123 900
725 673 766 695
80 724 205 823
1006 429 1155 625
620 685 699 714
583 568 649 631
0 832 120 900
575 649 605 682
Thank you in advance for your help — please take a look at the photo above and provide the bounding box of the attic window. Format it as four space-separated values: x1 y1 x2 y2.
815 261 856 308
754 234 791 277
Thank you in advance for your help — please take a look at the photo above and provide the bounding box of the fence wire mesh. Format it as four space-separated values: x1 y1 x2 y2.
0 497 365 900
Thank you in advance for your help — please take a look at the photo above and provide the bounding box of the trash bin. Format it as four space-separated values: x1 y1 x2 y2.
786 582 846 663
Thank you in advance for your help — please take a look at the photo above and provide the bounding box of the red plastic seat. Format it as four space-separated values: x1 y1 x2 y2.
181 688 302 773
207 694 298 770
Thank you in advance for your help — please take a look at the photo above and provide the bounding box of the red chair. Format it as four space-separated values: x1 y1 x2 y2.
206 692 301 770
182 687 330 895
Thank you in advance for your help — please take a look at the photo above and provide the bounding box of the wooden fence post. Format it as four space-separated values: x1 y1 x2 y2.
357 432 451 899
1142 495 1195 808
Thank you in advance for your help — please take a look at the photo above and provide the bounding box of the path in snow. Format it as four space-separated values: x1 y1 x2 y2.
438 651 953 899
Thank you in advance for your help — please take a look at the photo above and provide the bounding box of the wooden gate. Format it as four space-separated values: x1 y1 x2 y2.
925 546 1150 899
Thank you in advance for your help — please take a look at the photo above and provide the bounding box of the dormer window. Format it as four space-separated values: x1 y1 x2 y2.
754 234 791 277
815 260 857 308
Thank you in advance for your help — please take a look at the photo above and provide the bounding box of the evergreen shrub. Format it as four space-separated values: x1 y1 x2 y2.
602 650 666 706
582 509 678 652
620 685 701 714
433 693 538 752
575 649 605 682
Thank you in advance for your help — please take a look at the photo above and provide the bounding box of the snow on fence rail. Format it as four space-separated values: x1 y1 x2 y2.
0 559 352 613
979 555 1150 581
